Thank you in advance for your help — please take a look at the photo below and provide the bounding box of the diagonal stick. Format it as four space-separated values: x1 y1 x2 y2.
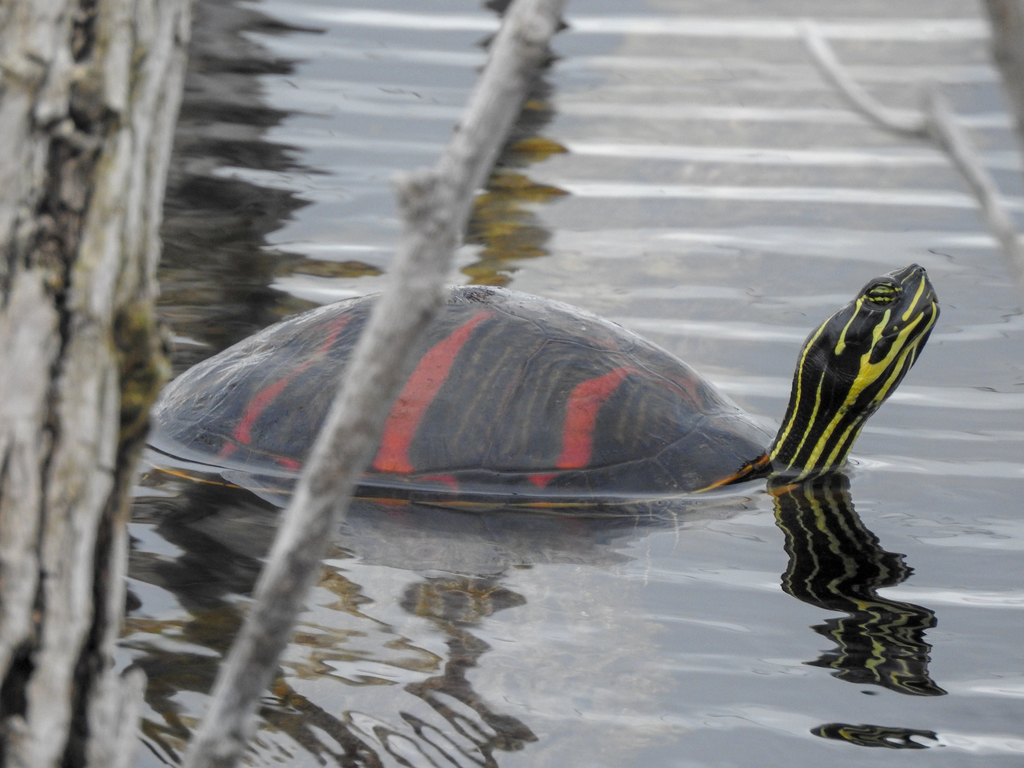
180 2 568 766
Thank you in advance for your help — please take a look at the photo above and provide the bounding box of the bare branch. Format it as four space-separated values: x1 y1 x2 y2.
982 0 1024 155
925 88 1024 287
800 20 928 137
801 18 1024 299
179 1 568 767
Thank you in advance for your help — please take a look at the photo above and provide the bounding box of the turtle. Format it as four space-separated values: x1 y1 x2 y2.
147 264 938 506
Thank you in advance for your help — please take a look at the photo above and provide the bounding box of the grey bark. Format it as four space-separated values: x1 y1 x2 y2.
0 0 192 766
179 1 569 766
983 0 1024 158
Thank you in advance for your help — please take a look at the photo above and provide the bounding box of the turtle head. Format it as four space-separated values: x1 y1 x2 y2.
768 264 938 482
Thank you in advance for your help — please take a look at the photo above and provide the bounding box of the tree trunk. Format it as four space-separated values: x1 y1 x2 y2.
0 0 192 765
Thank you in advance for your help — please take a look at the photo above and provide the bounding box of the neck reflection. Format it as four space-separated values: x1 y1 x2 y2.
770 472 944 697
770 472 944 749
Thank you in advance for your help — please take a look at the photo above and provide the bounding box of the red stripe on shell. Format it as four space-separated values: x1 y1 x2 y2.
556 366 635 469
221 313 354 458
372 311 493 474
528 473 557 488
230 377 290 447
418 474 460 490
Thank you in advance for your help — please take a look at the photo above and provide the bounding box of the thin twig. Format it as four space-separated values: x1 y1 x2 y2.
925 88 1024 286
179 1 568 767
982 0 1024 155
800 20 927 137
801 18 1024 299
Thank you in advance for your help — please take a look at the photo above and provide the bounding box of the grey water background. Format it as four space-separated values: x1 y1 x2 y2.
126 0 1024 765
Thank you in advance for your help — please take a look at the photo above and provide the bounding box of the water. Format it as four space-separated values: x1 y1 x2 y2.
128 0 1024 765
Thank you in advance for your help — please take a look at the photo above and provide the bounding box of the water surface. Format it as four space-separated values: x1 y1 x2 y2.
130 0 1024 765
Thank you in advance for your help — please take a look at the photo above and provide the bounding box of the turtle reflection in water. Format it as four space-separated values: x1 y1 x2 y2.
145 264 943 753
128 489 548 766
775 473 944 698
773 472 945 750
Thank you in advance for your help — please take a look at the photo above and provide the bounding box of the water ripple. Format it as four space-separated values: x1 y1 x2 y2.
876 586 1024 609
253 6 988 42
565 142 1021 170
716 376 1024 410
615 314 1024 344
557 102 1009 128
558 181 1021 209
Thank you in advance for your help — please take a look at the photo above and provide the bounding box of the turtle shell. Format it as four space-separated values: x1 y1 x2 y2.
149 286 772 504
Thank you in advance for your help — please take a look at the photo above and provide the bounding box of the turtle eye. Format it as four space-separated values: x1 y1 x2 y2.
864 282 899 306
